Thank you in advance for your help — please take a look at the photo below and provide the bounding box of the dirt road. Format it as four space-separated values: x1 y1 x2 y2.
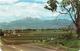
1 44 57 51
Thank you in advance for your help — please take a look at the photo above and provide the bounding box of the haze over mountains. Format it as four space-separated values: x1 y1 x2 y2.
0 17 72 30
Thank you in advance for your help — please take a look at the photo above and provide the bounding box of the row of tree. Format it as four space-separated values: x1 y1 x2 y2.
2 28 74 35
0 29 4 36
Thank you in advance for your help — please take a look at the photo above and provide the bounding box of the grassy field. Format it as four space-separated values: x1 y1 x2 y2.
1 30 80 51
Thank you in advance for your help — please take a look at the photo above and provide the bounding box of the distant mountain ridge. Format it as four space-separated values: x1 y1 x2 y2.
0 17 72 30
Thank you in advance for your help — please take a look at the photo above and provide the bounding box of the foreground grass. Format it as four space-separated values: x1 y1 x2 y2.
30 39 79 51
31 32 80 51
2 36 79 51
1 31 80 51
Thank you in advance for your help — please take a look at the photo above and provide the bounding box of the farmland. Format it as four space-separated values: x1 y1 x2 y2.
1 29 80 51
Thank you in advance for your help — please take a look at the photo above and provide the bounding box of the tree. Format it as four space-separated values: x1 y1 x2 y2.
0 29 4 36
44 0 80 39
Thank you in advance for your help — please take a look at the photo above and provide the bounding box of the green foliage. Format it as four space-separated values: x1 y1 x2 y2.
59 39 79 48
44 0 58 12
60 0 78 12
2 30 80 51
61 0 71 7
44 0 79 12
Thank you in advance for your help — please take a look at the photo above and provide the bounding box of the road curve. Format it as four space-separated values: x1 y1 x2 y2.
1 44 57 51
0 39 3 51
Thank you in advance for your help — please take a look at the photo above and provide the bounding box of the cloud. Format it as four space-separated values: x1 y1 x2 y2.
0 0 18 4
18 0 48 3
34 0 48 2
57 0 62 3
0 0 62 22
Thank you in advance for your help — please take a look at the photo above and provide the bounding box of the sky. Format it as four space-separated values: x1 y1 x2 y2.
0 0 70 22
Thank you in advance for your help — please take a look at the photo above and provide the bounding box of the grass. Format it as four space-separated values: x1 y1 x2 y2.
1 30 80 51
30 39 79 51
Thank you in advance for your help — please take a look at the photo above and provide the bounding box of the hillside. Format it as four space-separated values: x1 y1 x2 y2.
0 17 72 29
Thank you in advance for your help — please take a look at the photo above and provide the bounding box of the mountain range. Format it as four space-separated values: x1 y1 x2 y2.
0 17 72 30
